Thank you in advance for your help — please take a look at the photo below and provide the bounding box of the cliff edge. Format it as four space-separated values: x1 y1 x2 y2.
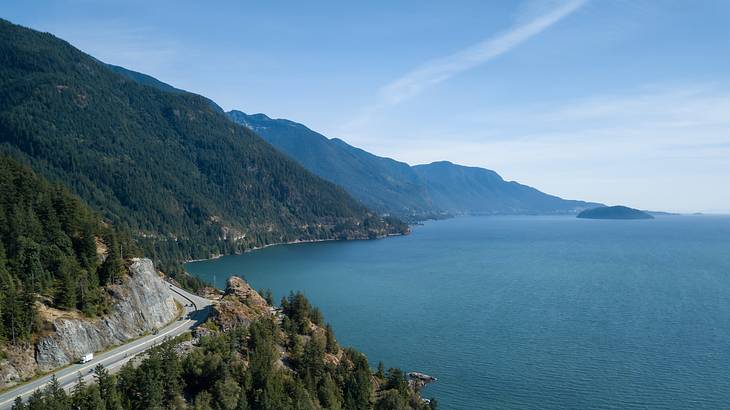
0 259 178 388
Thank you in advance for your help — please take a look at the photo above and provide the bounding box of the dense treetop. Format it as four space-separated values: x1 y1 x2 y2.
11 294 436 410
0 155 131 345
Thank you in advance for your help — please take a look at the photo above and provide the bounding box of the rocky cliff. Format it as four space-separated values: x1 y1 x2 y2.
210 277 271 331
0 259 178 388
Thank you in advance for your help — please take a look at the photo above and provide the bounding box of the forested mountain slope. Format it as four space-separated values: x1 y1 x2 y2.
228 111 601 218
106 63 224 113
0 19 406 272
412 161 601 214
0 155 131 345
228 111 435 218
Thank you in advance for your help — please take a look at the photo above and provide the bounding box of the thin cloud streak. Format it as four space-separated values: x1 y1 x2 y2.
380 0 586 104
346 0 586 129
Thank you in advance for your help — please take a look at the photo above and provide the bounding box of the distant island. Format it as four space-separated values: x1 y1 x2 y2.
577 206 654 220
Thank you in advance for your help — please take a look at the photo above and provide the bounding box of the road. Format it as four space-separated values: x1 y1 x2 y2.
0 284 212 409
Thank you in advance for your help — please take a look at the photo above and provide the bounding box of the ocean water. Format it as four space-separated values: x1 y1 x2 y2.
186 215 730 409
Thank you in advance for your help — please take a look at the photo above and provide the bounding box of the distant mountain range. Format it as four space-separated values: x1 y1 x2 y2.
228 111 602 219
227 111 436 217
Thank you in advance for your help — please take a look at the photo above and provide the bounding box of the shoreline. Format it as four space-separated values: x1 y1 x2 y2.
184 232 407 265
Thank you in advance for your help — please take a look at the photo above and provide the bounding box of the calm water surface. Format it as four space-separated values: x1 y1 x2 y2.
186 215 730 409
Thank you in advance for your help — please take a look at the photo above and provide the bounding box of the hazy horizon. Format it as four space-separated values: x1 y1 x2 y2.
4 0 729 213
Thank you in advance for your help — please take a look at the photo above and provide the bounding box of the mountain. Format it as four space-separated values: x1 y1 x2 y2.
0 154 132 346
228 111 435 218
228 111 601 218
412 161 599 215
106 63 225 113
0 19 406 273
577 206 654 220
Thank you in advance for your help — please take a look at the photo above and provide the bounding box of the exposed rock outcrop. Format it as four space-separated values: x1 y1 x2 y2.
0 346 36 388
35 259 178 371
0 259 178 388
211 277 270 331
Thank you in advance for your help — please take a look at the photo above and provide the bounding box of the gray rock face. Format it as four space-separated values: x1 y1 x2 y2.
0 346 36 387
34 258 178 371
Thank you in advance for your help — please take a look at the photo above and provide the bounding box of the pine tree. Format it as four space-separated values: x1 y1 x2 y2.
325 322 338 354
26 388 45 410
94 364 123 410
98 234 124 286
54 257 77 309
19 284 36 340
317 373 342 410
11 396 25 410
19 240 45 294
376 361 385 379
43 374 68 410
70 372 88 409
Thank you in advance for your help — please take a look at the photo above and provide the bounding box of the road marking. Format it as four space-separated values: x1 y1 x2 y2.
0 286 209 408
0 317 194 408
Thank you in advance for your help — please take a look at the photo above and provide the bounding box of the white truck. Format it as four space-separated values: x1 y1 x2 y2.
80 353 93 364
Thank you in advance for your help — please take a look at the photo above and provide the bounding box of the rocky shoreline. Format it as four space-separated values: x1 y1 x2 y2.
185 231 409 266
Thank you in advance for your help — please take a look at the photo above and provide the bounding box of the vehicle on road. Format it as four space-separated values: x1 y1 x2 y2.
79 353 93 364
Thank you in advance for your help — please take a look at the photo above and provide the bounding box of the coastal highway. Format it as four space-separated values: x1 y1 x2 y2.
0 284 212 409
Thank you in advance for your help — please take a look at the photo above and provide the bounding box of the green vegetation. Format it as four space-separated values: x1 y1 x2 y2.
0 155 133 345
227 111 435 220
0 18 432 408
281 291 324 334
576 205 654 220
0 19 407 276
12 296 435 409
228 111 601 219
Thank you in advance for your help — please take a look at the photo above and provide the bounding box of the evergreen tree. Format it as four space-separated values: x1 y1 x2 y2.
25 389 44 410
325 322 338 354
11 396 24 410
98 234 124 286
44 375 68 410
385 368 408 393
299 336 326 392
70 373 87 409
94 364 123 410
375 389 408 410
376 361 385 379
193 391 213 410
317 373 342 410
214 376 241 410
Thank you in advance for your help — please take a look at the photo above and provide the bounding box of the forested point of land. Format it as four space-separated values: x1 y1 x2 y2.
10 292 436 410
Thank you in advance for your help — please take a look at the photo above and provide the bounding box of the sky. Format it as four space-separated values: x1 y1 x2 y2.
4 0 730 213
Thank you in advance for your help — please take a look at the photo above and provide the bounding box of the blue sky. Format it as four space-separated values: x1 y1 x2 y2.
4 0 730 212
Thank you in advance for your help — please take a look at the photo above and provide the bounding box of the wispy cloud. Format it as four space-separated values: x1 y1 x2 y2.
346 0 586 128
346 84 730 213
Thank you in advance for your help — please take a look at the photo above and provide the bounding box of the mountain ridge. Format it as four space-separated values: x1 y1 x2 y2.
48 31 601 220
0 18 406 274
81 57 602 219
228 111 602 218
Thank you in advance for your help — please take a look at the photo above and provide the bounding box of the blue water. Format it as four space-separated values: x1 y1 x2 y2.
186 215 730 409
